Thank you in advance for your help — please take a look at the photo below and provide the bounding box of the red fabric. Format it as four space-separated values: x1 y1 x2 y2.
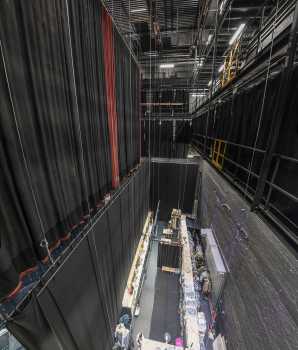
101 9 120 188
139 71 142 160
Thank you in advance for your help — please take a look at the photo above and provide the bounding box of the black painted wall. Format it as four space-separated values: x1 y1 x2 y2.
7 162 150 350
199 160 298 350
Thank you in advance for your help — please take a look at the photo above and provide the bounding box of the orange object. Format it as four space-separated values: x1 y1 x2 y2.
102 9 120 189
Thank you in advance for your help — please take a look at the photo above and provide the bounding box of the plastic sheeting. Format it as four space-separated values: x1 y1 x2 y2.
192 66 298 239
0 0 140 299
199 160 298 350
7 162 150 350
142 120 192 158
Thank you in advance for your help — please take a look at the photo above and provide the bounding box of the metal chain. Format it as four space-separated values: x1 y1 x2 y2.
0 39 53 263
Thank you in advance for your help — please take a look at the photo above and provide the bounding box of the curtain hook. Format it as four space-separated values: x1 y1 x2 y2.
40 239 54 265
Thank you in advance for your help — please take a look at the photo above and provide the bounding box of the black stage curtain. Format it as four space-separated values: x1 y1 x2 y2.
114 31 140 176
0 0 140 299
193 76 278 187
7 162 150 350
142 120 191 158
192 66 298 238
150 161 198 221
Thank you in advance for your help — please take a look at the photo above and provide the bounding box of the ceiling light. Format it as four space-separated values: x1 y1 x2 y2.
229 23 246 46
144 51 158 57
160 63 174 69
206 34 213 46
192 93 206 97
218 64 224 73
131 8 147 13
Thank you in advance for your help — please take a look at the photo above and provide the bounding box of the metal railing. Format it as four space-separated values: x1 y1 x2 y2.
192 134 298 244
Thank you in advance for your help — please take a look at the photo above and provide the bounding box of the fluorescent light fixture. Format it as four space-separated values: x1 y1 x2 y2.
144 51 158 57
206 34 212 46
229 23 246 46
192 93 206 97
160 63 174 69
131 8 147 13
220 0 227 15
0 329 8 337
197 57 205 67
218 64 224 73
208 80 212 87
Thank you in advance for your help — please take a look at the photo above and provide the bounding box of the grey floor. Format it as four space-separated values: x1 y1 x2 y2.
201 161 298 350
132 231 159 340
149 270 180 343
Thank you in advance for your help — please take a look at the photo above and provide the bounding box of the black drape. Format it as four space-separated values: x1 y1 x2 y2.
0 0 141 300
142 120 191 158
150 161 198 221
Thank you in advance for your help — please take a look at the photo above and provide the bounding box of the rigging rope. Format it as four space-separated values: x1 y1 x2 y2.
66 0 115 340
156 12 160 206
244 0 280 200
129 0 133 172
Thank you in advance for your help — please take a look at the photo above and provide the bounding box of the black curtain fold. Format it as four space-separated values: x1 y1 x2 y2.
150 162 198 221
0 0 141 300
7 294 61 350
114 31 140 175
192 66 298 238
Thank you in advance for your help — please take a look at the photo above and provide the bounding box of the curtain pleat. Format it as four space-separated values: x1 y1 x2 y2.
0 0 140 300
192 67 298 237
102 8 120 189
7 161 150 350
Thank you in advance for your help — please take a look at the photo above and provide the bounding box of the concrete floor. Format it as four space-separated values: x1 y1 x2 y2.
132 231 159 340
201 160 298 350
132 223 181 346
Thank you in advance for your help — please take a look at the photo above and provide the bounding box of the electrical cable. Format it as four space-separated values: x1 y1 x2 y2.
66 0 115 341
156 18 160 208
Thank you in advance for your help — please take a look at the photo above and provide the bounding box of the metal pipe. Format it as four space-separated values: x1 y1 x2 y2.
265 156 280 209
141 102 185 106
